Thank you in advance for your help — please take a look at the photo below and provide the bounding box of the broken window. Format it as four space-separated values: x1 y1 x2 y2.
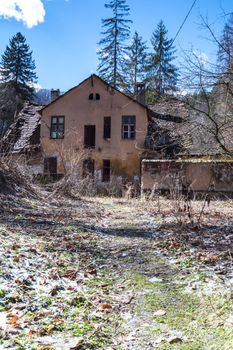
96 93 100 100
89 93 94 100
83 158 95 177
44 157 57 175
122 115 136 139
102 159 111 182
103 116 111 139
84 125 96 148
50 116 64 139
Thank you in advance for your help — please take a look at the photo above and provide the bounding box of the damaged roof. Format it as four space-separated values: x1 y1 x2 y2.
148 96 233 157
146 97 191 155
2 103 42 153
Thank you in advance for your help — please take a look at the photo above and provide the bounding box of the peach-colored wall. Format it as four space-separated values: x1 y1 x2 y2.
40 75 148 179
142 160 233 192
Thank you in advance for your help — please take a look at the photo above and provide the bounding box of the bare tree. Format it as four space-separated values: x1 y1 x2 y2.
180 15 233 157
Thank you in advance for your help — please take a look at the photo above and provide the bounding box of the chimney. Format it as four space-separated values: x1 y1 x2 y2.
51 89 60 102
135 82 146 105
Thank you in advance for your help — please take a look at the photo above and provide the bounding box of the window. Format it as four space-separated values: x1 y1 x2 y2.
88 93 100 100
83 159 95 177
50 116 64 139
102 159 110 182
122 115 136 139
84 125 96 148
44 157 57 175
103 116 111 139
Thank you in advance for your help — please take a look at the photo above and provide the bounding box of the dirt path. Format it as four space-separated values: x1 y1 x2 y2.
92 198 233 349
0 196 233 349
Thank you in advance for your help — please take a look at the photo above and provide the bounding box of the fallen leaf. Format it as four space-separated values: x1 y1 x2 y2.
84 269 97 276
13 256 20 262
63 269 78 280
99 303 113 311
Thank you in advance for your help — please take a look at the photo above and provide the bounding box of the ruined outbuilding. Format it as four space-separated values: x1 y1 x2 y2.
1 102 42 154
142 96 233 194
1 103 43 174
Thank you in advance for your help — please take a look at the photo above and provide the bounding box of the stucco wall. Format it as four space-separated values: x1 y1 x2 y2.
40 75 148 179
142 159 233 193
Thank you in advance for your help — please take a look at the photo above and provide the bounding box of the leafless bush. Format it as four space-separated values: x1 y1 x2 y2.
123 181 141 199
96 177 124 197
0 154 37 196
147 174 219 226
50 140 88 198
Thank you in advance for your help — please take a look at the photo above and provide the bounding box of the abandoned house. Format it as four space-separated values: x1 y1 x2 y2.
3 76 233 194
39 74 151 182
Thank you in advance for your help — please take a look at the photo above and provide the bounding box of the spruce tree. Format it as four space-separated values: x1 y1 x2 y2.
124 31 148 94
97 0 132 89
0 32 37 100
0 32 37 134
147 20 178 100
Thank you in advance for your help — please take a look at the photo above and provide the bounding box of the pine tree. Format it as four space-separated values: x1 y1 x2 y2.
97 0 132 89
0 32 37 100
147 20 178 99
0 32 37 134
124 31 148 94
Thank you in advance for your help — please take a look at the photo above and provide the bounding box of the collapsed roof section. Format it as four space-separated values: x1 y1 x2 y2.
1 103 42 154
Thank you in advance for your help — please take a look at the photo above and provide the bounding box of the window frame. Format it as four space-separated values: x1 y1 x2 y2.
50 116 65 139
122 115 136 140
102 159 111 182
84 125 96 149
44 156 57 175
103 116 111 139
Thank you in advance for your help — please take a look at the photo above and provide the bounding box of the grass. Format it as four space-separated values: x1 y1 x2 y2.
131 271 233 349
1 195 233 349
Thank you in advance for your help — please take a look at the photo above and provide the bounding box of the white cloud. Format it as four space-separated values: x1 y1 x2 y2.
196 52 209 65
0 0 45 28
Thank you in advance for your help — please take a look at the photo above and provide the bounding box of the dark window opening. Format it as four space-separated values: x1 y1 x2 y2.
122 115 136 139
83 158 95 177
44 157 57 175
89 93 94 100
50 116 64 139
84 125 96 148
103 116 111 139
96 93 100 100
102 159 110 182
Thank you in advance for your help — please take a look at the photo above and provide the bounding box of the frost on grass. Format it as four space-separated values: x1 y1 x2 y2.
0 194 233 349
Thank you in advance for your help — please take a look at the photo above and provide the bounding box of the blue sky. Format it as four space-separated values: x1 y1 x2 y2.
0 0 232 91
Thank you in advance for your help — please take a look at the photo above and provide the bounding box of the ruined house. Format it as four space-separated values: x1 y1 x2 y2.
142 96 233 194
39 74 150 181
2 76 233 194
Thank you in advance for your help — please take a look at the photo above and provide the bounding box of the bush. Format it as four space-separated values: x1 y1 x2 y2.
0 156 36 196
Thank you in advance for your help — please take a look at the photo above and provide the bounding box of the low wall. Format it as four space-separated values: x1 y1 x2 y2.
141 159 233 194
